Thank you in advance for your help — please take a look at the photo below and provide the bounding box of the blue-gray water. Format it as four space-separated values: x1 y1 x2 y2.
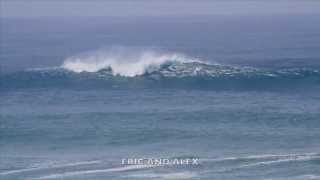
1 15 320 180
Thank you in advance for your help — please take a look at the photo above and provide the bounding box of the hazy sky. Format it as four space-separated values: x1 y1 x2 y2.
1 0 320 18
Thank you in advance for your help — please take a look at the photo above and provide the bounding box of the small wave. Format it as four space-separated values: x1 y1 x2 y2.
202 152 320 163
236 154 319 169
263 174 320 180
0 160 101 176
201 153 320 173
33 164 155 179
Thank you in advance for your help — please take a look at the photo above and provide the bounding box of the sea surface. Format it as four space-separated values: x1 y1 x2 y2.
1 15 320 180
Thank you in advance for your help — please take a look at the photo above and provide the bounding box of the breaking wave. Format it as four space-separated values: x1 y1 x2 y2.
61 48 199 76
1 49 320 90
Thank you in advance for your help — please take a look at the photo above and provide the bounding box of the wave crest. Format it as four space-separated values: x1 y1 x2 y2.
61 49 198 77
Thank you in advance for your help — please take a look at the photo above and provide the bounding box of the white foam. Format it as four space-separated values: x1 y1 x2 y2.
127 172 197 179
61 48 199 77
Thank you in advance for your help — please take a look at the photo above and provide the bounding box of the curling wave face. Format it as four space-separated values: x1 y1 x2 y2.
1 50 320 90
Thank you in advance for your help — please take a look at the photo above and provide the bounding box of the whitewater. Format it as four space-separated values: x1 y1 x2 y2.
61 49 198 76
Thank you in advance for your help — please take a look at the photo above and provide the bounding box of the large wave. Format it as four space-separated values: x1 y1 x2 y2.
61 48 199 77
1 49 320 90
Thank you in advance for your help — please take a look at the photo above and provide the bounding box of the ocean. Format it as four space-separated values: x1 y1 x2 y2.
1 15 320 180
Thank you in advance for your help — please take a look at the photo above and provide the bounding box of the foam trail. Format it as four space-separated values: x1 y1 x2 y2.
263 174 320 180
33 164 155 179
205 153 320 173
61 48 199 77
237 154 319 168
201 152 319 162
126 172 197 179
0 160 101 176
